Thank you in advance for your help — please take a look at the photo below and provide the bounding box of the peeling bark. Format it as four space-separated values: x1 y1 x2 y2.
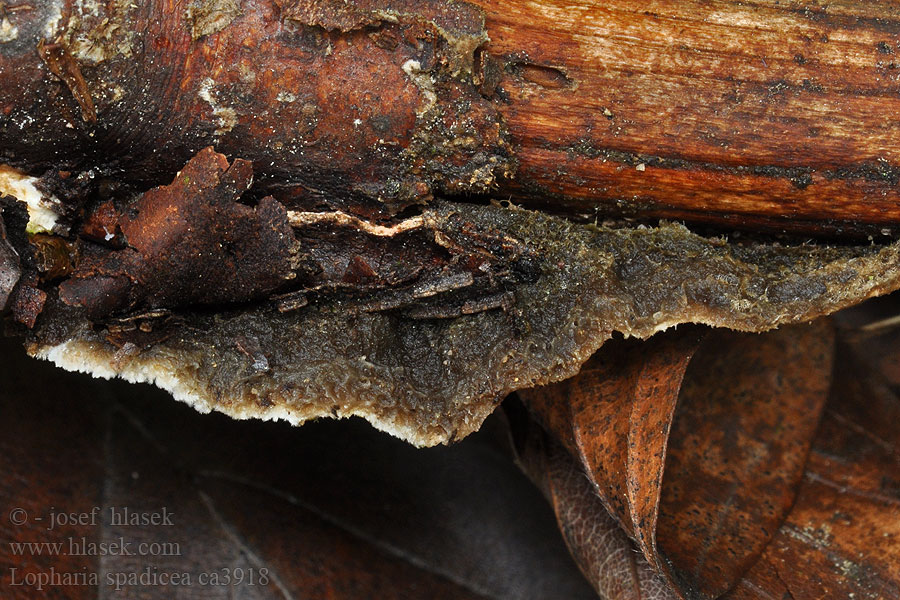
0 0 512 216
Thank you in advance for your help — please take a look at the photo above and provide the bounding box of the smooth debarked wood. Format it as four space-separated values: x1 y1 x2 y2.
476 0 900 235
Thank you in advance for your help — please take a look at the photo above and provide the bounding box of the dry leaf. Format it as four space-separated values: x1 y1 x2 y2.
727 335 900 599
511 409 677 600
516 311 900 599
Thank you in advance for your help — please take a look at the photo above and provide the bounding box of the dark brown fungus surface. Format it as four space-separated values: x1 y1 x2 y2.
3 147 897 445
1 0 900 445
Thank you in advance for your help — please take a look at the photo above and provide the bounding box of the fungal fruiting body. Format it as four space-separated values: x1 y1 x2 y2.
2 0 900 445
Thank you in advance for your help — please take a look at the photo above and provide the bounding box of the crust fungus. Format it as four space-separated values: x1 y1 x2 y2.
2 0 900 445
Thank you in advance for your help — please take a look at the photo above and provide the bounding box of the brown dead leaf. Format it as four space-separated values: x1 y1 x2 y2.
726 336 900 599
510 405 677 600
834 294 900 390
519 319 840 598
520 330 703 558
659 321 833 597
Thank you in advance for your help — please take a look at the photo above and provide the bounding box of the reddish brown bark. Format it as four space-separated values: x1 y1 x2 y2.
0 0 512 216
3 0 900 233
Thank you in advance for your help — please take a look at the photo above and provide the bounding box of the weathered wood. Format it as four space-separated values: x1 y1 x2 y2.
474 0 900 235
2 0 900 234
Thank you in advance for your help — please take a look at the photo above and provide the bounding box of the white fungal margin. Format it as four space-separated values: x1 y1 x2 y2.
0 164 64 234
33 339 442 447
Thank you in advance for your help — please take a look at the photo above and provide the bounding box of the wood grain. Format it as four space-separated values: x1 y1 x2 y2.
2 0 899 234
476 0 900 235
